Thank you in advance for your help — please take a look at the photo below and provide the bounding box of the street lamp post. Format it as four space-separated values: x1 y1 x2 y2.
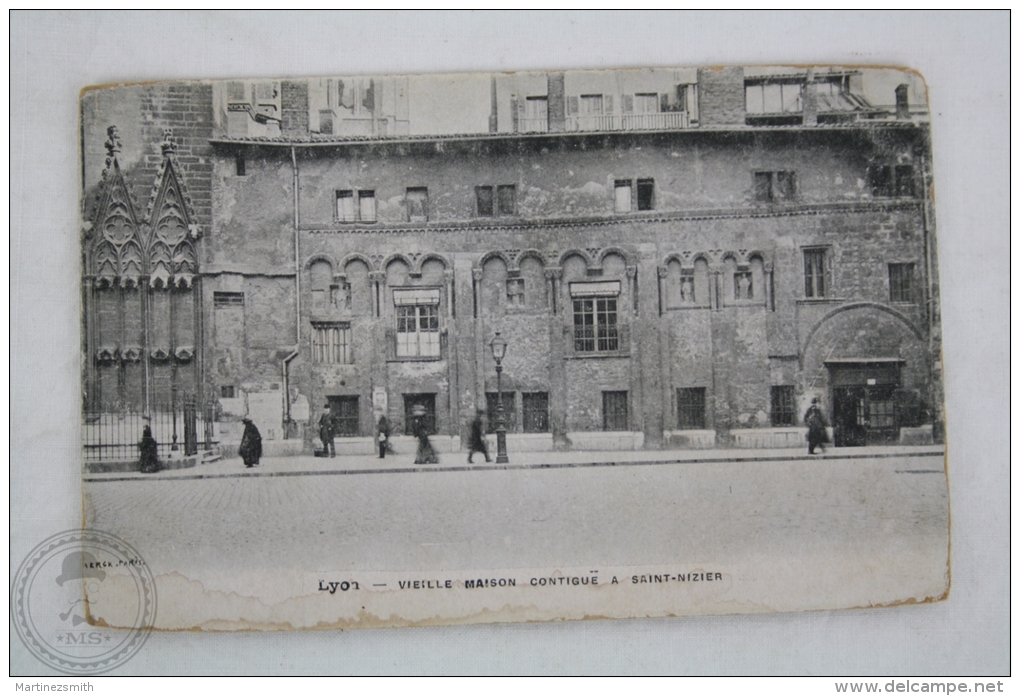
489 332 509 464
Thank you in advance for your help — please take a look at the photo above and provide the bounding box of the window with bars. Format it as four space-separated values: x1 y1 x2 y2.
403 393 436 435
803 248 831 298
220 385 236 399
771 385 796 426
312 322 353 364
677 387 706 429
603 391 629 431
888 263 915 303
485 392 517 434
522 392 550 433
572 297 619 353
328 395 359 437
213 291 244 308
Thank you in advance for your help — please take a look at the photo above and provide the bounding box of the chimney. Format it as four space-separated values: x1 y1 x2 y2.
802 69 817 126
895 84 910 120
281 80 310 137
488 76 498 133
696 67 746 126
547 72 566 133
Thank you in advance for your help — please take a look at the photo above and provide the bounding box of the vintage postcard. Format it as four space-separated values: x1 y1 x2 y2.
74 66 948 631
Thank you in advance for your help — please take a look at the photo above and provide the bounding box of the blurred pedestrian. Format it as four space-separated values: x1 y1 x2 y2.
412 406 438 465
377 414 392 459
239 416 262 468
318 404 336 458
467 410 491 463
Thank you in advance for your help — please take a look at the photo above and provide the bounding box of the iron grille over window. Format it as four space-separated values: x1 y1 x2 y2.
213 291 244 308
329 395 359 436
403 393 436 435
771 385 796 426
803 248 831 298
485 392 517 434
522 392 550 433
677 387 706 429
603 391 629 431
312 323 353 364
888 263 915 303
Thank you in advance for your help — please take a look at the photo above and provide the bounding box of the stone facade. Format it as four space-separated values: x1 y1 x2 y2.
81 68 942 452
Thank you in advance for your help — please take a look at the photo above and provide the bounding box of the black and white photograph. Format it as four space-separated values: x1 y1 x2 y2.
10 11 1008 676
77 65 948 629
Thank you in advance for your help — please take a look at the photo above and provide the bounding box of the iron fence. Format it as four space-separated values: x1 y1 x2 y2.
82 399 216 461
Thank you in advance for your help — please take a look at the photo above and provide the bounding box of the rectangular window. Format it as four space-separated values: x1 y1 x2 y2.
393 288 441 358
889 263 916 303
524 96 548 125
235 153 246 176
336 190 356 222
771 386 796 426
580 94 604 115
869 164 916 198
614 180 632 213
497 185 516 215
485 392 517 434
475 186 494 216
677 388 706 429
522 392 550 433
312 322 353 364
636 179 655 211
220 385 236 399
573 297 619 353
603 391 629 431
403 393 436 436
745 83 802 114
803 248 831 298
358 190 376 222
633 93 659 114
213 291 244 308
754 171 796 202
506 277 524 306
329 395 359 437
406 187 428 222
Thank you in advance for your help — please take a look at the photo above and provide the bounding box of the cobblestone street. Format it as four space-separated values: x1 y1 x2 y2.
84 447 949 622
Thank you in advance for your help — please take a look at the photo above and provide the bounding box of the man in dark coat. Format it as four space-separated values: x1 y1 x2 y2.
318 404 336 458
138 424 160 474
239 417 262 468
468 410 491 463
377 415 391 459
805 397 830 454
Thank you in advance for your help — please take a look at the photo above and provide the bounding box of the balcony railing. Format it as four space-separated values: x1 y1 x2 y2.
565 111 690 133
517 117 549 133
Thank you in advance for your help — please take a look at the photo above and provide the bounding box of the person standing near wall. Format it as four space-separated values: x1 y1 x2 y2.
468 410 491 464
377 414 391 459
805 397 830 454
319 404 336 458
138 424 160 474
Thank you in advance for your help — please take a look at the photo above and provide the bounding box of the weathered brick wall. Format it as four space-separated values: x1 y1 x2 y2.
281 80 309 137
696 67 745 126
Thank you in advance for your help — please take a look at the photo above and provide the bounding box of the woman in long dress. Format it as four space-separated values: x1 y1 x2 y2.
239 417 263 468
138 425 161 473
412 412 438 464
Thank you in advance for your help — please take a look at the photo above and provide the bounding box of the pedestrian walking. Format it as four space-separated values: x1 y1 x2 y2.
412 406 438 465
805 397 830 454
318 404 336 458
138 424 161 474
377 415 392 459
467 410 491 463
239 416 262 468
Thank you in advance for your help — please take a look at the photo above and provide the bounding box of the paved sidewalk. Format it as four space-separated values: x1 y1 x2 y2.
83 444 946 482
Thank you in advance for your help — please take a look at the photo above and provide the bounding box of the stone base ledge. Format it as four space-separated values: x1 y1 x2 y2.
731 427 834 449
662 429 716 449
566 431 645 451
899 425 934 445
84 454 199 474
484 433 555 453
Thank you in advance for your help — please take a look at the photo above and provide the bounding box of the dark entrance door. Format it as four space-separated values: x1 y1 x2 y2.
327 395 360 437
827 360 903 447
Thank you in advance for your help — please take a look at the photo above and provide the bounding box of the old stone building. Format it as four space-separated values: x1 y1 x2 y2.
81 67 941 458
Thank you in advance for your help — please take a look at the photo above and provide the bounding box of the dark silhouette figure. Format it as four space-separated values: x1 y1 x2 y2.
468 410 491 463
138 424 161 473
239 417 263 468
318 404 335 457
412 411 438 464
805 398 830 454
377 415 392 459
